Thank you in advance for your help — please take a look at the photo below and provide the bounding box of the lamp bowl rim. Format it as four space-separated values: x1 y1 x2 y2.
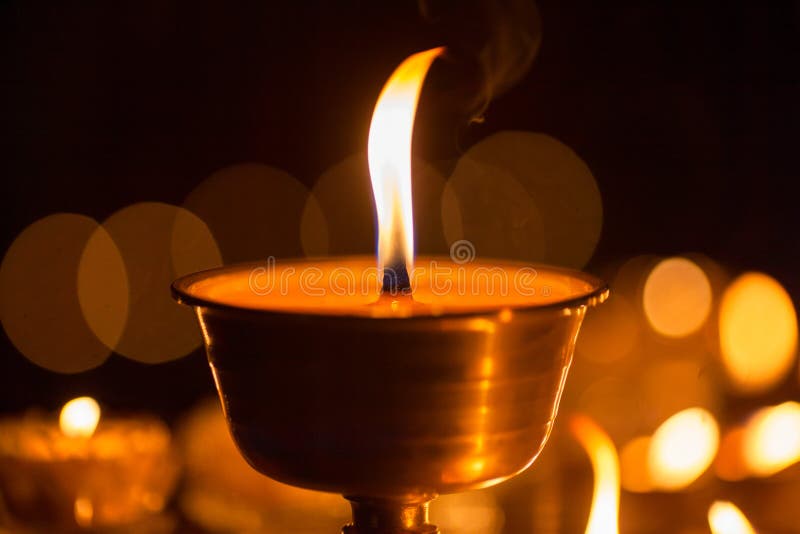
171 255 609 320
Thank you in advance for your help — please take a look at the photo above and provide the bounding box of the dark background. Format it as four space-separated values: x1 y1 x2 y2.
1 1 799 418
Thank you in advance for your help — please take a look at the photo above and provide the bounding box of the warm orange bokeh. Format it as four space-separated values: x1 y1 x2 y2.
619 436 653 493
643 257 712 338
719 272 798 394
0 214 113 373
742 401 800 477
647 408 718 490
714 426 749 482
708 501 756 534
441 131 602 268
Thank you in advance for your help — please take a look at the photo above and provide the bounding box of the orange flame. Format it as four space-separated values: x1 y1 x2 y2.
368 47 443 287
59 396 100 438
708 501 756 534
570 415 620 534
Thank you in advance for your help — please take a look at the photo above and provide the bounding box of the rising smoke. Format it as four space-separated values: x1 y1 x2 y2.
419 0 542 123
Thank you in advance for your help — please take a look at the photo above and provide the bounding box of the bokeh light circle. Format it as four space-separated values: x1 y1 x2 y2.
1 214 112 373
643 257 712 338
98 202 221 364
442 157 545 262
170 207 225 277
718 272 797 395
300 193 330 257
647 407 719 491
742 401 800 477
444 131 602 267
78 225 129 353
184 164 309 262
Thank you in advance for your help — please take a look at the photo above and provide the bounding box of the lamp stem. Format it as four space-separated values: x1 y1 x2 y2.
342 496 439 534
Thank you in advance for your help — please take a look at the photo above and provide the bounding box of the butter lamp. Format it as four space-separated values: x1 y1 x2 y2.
173 47 608 533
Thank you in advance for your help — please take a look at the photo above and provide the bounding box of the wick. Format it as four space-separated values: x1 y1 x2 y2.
382 261 411 295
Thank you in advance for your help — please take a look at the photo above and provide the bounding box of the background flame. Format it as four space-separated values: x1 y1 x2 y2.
59 396 101 438
708 501 757 534
647 407 719 491
570 415 620 534
742 401 800 477
367 47 443 279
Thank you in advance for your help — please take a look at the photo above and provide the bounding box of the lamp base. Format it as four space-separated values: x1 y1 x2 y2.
342 497 439 534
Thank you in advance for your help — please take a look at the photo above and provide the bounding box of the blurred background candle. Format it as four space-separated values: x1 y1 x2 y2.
0 397 179 531
177 398 349 533
707 501 757 534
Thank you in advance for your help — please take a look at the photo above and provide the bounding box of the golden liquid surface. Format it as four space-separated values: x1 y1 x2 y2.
182 257 603 318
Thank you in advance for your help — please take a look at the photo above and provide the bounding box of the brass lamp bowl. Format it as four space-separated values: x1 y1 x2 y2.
172 258 607 533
